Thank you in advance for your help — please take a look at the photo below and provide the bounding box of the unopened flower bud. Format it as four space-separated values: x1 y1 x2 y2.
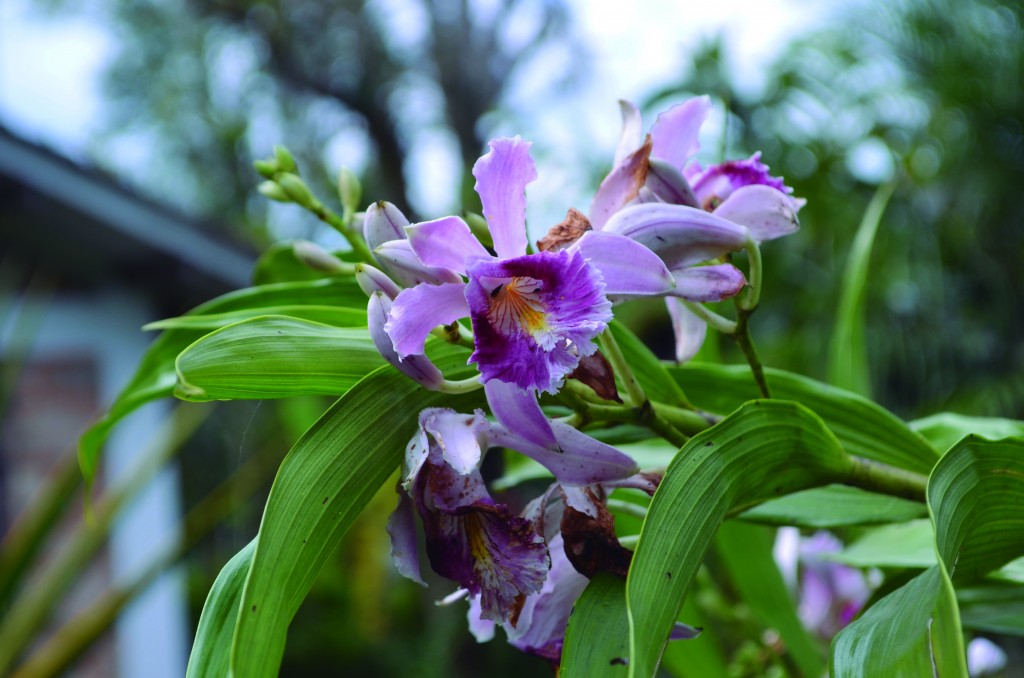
363 201 410 251
355 263 401 299
338 168 362 214
368 292 444 390
293 240 347 273
258 180 291 203
273 145 298 174
253 159 277 180
374 240 462 287
276 173 316 209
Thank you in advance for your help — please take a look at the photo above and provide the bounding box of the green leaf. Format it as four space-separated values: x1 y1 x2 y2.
561 574 633 676
910 412 1024 455
608 320 690 407
227 344 481 677
830 566 965 678
830 436 1024 674
671 363 938 474
624 401 853 678
174 316 382 401
78 278 366 481
929 436 1024 583
186 538 256 678
144 305 365 331
714 522 824 676
957 582 1024 635
738 485 928 528
826 180 895 397
830 519 936 569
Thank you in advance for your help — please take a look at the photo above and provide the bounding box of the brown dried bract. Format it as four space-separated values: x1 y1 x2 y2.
568 351 622 403
537 208 592 252
560 494 633 579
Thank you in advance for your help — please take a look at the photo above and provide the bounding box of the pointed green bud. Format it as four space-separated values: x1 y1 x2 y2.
276 173 315 209
337 167 362 213
258 180 291 203
273 145 298 174
465 211 494 249
253 159 277 179
293 240 348 273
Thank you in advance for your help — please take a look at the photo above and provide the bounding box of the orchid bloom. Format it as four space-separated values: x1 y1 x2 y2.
387 407 638 624
466 482 699 664
589 97 804 362
379 136 674 449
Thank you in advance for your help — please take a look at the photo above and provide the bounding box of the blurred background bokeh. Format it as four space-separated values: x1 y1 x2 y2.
1 0 1021 675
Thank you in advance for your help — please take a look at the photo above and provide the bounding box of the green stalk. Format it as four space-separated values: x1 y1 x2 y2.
0 406 208 674
307 200 375 265
9 427 280 678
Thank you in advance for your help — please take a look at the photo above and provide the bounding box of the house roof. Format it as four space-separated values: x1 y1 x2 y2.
0 125 257 307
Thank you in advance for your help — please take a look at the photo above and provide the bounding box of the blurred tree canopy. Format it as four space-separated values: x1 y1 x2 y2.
651 0 1023 419
87 0 581 243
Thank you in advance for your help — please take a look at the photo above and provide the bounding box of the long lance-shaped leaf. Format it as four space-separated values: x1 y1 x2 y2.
826 180 895 398
910 412 1024 455
607 320 691 407
624 401 853 678
174 316 382 401
738 484 927 528
671 363 938 473
561 574 633 675
78 278 366 480
186 539 256 678
227 345 481 677
830 436 1024 675
145 305 365 331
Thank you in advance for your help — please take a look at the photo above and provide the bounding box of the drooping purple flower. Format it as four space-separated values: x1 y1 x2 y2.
587 98 805 362
383 137 675 397
389 407 639 624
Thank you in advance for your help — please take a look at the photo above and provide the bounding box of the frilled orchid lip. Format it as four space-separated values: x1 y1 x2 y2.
465 250 612 394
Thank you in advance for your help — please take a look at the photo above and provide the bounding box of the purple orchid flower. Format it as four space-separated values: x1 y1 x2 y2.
589 98 804 362
466 483 699 664
387 407 639 623
384 137 674 395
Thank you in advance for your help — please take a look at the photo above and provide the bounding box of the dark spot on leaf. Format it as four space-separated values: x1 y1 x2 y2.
610 657 628 666
704 441 714 447
665 571 672 579
251 605 257 613
322 496 329 505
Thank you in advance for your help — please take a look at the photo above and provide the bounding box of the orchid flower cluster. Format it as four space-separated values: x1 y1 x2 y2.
339 96 803 662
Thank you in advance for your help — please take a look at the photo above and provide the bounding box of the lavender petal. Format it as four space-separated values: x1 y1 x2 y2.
572 230 675 296
713 184 801 242
386 489 426 586
407 215 490 272
649 96 711 171
374 239 463 287
589 135 652 230
421 408 489 475
385 282 469 357
603 203 749 269
614 99 645 166
666 298 708 364
484 379 557 451
668 263 747 302
368 292 444 390
472 137 537 259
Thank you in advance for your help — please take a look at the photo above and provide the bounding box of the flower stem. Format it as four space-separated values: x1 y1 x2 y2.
732 308 772 398
737 237 762 311
598 328 646 408
606 499 650 519
438 375 482 394
307 200 376 265
683 301 737 335
598 329 691 448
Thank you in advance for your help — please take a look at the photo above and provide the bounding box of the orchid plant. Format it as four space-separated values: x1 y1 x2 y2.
64 96 1024 678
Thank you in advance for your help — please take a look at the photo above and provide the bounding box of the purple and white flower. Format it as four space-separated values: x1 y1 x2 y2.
388 407 639 623
383 137 674 397
589 97 804 362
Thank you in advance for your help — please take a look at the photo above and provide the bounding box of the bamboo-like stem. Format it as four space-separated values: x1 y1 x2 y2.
0 406 209 674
